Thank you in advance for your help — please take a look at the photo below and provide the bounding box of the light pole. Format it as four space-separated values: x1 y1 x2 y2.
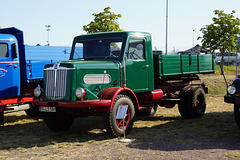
45 25 51 46
192 29 195 47
165 0 168 55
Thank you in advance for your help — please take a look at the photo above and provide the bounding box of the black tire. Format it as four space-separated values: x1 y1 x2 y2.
178 86 206 118
234 104 240 128
178 86 192 118
104 94 135 137
44 111 74 131
191 87 206 117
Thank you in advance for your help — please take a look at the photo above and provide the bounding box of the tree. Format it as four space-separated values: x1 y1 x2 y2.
83 7 123 33
198 10 240 69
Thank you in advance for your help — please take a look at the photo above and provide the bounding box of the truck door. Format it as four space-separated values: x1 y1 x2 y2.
0 42 20 98
125 38 149 92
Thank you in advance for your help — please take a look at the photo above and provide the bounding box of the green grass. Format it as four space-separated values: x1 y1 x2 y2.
215 64 239 75
199 64 237 96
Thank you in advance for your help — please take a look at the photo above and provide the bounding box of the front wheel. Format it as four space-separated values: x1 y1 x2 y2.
44 111 74 132
104 95 135 137
234 104 240 128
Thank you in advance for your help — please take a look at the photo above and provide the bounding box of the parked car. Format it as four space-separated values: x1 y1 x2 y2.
215 53 239 65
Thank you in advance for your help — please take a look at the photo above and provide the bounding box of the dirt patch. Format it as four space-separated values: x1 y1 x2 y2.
1 97 240 159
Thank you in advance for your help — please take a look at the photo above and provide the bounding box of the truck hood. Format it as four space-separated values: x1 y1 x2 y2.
43 60 121 101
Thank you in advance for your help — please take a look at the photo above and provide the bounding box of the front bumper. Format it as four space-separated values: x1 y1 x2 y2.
224 94 240 104
33 99 112 111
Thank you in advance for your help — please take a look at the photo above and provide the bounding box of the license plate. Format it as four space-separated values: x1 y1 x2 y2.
39 107 56 112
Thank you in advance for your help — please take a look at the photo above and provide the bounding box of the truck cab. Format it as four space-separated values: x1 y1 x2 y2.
0 34 21 97
0 27 71 125
69 31 154 93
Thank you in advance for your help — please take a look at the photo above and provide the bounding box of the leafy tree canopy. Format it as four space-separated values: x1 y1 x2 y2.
83 7 123 33
198 10 240 54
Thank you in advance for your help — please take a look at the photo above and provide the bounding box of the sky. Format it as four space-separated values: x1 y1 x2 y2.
1 0 240 53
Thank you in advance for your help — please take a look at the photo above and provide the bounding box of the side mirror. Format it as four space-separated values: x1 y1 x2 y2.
136 44 143 51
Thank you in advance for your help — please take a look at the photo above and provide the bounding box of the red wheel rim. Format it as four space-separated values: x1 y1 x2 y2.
116 108 131 129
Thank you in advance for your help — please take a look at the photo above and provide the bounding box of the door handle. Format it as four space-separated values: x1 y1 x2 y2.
6 63 12 67
144 65 149 69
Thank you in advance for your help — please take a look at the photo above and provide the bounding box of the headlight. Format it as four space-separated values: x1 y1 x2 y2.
228 85 236 95
34 85 42 98
75 88 85 98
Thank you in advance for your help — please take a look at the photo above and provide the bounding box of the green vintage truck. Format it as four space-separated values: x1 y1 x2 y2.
34 31 215 137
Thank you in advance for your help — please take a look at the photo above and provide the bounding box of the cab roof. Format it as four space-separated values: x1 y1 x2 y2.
73 31 151 41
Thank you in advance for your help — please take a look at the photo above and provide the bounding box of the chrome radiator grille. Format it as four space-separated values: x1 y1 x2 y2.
44 69 74 99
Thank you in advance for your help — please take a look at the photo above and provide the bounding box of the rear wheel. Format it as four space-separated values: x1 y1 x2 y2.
191 87 206 117
178 86 191 118
178 86 206 118
104 94 135 137
44 110 74 131
234 104 240 128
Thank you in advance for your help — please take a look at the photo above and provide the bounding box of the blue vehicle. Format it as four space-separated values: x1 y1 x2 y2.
0 27 70 124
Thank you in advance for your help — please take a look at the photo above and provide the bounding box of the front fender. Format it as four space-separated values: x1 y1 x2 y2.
233 78 240 93
98 87 139 111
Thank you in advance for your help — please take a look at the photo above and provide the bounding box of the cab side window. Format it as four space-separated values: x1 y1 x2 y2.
0 43 9 58
127 39 145 60
12 43 18 59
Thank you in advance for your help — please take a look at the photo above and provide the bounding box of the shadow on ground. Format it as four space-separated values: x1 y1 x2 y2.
0 110 240 152
127 111 240 151
0 115 108 150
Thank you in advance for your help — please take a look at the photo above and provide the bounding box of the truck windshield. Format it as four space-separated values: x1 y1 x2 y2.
73 38 122 59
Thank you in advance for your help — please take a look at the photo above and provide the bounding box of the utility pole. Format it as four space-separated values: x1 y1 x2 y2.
45 25 51 46
165 0 168 55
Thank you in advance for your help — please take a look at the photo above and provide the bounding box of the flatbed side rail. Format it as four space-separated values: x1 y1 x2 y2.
154 54 215 77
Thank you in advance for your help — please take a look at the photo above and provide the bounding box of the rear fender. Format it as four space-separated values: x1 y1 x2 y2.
98 87 139 111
